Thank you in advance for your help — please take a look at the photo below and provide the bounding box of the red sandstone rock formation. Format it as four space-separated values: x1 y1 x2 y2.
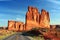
8 6 50 31
8 20 24 31
25 6 40 30
25 6 50 31
40 9 50 28
8 20 15 30
15 21 24 31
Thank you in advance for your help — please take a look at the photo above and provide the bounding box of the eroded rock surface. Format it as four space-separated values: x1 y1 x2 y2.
8 6 50 31
8 20 25 31
25 6 50 30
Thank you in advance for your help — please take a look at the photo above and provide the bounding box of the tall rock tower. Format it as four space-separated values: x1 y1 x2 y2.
40 9 50 28
25 6 40 30
25 6 50 31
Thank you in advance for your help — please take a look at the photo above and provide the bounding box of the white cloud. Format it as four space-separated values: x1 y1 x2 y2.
50 9 60 13
46 0 60 11
47 0 60 5
16 17 21 21
16 17 25 23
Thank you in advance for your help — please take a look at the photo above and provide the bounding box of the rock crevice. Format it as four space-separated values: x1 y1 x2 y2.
25 6 50 30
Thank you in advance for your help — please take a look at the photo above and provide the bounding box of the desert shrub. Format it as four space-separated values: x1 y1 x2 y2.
24 27 43 36
39 28 49 32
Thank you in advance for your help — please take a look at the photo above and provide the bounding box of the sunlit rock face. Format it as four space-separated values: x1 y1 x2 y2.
50 25 56 29
15 21 24 31
8 20 24 31
25 6 40 30
8 6 50 31
8 20 15 31
40 9 50 28
25 6 50 30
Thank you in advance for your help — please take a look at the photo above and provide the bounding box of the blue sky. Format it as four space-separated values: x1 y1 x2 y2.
0 0 60 27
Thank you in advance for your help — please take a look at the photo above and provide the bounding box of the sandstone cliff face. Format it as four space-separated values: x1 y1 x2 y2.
8 6 50 31
25 6 50 30
8 21 16 30
8 20 24 31
25 6 40 30
40 9 50 28
15 21 24 31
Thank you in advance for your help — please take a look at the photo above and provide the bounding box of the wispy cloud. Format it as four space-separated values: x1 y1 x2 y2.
50 9 60 13
0 9 26 14
16 17 25 23
16 18 21 21
0 8 26 15
50 18 60 25
0 0 12 1
47 0 60 5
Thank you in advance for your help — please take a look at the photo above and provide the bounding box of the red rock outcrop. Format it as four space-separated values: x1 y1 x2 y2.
8 6 50 31
40 9 50 28
8 20 25 31
8 20 15 31
25 6 40 30
25 6 50 31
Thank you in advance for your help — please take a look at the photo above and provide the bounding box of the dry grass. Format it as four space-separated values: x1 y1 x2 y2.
0 29 16 40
